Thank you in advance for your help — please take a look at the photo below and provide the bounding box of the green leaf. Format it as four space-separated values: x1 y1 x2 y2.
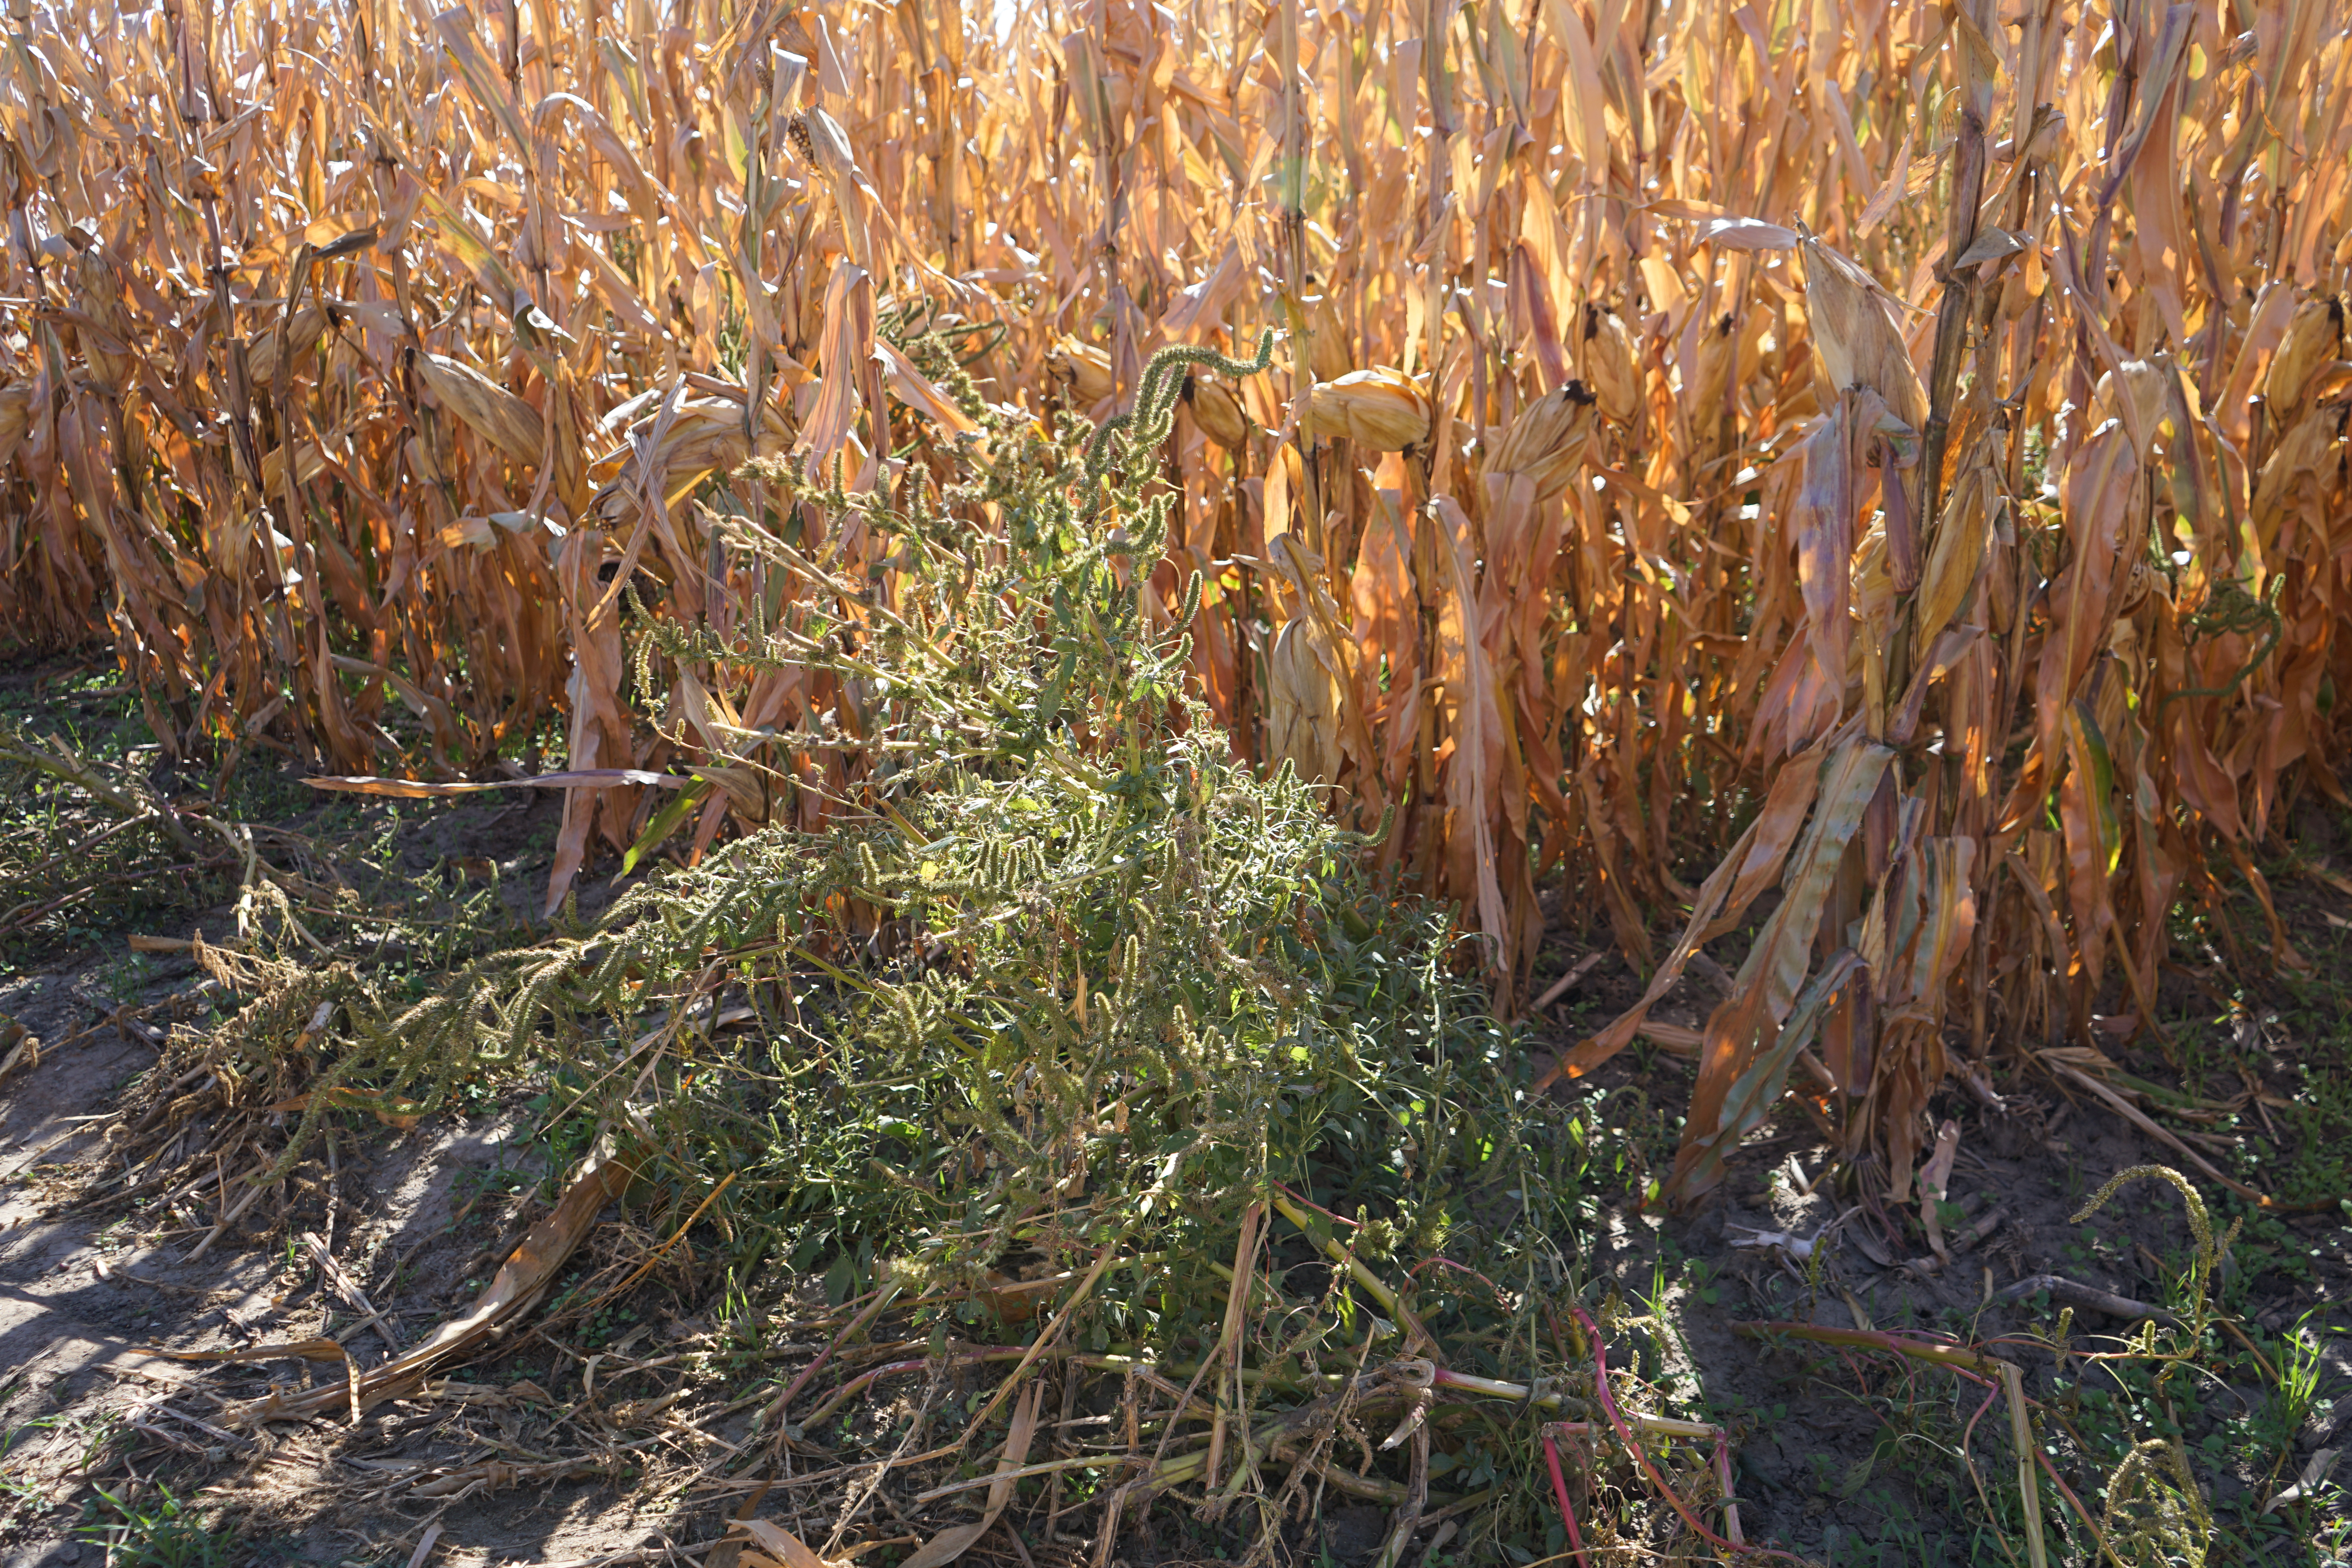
824 1252 860 1306
623 780 712 874
2064 698 2123 876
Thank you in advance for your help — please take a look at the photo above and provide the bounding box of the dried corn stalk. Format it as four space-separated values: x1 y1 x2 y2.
1 0 2345 1185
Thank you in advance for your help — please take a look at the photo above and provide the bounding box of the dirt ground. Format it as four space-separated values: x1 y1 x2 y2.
2 648 2348 1568
1554 1033 2351 1553
0 776 673 1568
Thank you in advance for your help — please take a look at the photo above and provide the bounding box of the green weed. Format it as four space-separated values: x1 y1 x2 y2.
76 1484 235 1568
66 333 1662 1568
2264 1308 2340 1465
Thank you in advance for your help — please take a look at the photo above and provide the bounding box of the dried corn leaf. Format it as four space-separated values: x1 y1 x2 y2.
1669 736 1889 1200
416 353 544 466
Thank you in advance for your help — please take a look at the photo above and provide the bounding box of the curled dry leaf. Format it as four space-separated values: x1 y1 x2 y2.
0 1019 36 1085
893 1381 1043 1568
2263 1448 2341 1515
733 1520 844 1568
414 352 545 466
148 1143 638 1425
1692 215 1802 251
1668 736 1891 1201
1951 226 2029 270
303 769 696 797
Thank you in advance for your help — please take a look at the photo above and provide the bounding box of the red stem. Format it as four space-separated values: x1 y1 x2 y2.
1959 1379 2002 1453
1411 1256 1511 1303
2034 1443 2121 1563
1541 1430 1593 1568
771 1284 903 1417
1571 1306 1808 1564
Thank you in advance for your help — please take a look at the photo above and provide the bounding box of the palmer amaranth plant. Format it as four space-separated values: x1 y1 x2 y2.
101 332 1666 1562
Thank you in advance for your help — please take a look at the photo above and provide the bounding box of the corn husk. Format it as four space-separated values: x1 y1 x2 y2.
1301 366 1430 450
0 382 33 468
1581 306 1642 425
1307 294 1353 382
1482 383 1593 503
2093 358 2171 457
1912 455 1996 657
260 439 333 494
1798 233 1927 433
1188 372 1250 448
1265 610 1347 786
1049 338 1114 405
2262 295 2345 412
1690 313 1737 421
71 247 138 394
246 303 337 388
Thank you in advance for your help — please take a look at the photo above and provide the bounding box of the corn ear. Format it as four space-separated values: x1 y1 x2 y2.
1483 383 1594 503
1301 367 1430 450
1581 305 1642 425
1798 233 1927 433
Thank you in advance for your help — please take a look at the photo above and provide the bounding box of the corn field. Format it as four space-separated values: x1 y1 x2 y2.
1 0 2347 1201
